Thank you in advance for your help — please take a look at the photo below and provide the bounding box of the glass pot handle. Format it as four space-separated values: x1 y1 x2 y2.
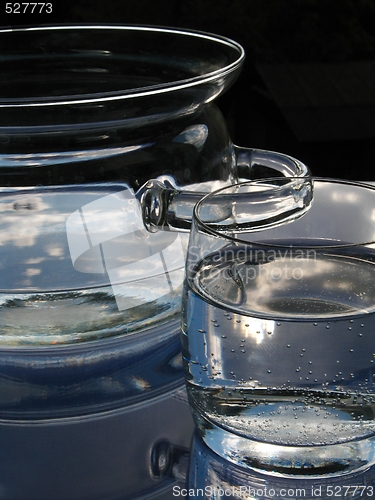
136 149 310 233
233 146 310 180
136 179 201 233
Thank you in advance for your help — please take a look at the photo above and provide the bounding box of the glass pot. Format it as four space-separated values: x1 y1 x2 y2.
0 26 309 499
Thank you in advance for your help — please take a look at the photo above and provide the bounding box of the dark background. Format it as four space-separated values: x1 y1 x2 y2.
2 0 375 179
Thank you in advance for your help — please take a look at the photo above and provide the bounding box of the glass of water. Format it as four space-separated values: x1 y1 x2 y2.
182 177 375 477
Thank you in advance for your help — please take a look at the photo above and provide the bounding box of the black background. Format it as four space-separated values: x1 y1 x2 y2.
2 0 375 180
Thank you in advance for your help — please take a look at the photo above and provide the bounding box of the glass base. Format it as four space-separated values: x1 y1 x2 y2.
196 415 375 478
189 431 375 500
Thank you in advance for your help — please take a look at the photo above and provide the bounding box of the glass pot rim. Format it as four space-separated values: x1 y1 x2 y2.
193 176 375 249
0 24 245 107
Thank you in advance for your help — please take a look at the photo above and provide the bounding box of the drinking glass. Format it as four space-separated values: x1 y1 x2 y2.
182 177 375 477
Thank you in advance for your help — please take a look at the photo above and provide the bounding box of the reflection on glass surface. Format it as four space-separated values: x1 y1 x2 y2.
0 180 195 499
188 432 375 499
0 383 194 500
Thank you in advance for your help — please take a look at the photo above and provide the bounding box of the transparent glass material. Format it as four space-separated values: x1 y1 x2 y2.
0 25 307 186
189 432 375 499
0 26 308 352
182 178 375 477
0 26 309 498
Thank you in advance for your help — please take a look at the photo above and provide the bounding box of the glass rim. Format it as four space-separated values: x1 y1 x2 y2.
0 24 245 108
193 176 375 249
